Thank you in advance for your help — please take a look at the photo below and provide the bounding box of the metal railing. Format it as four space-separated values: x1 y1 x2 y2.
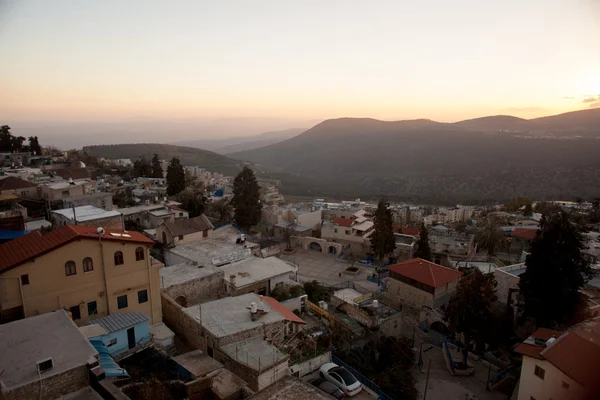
331 354 393 400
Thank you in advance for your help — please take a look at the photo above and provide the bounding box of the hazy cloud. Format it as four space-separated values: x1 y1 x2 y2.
504 106 549 113
582 94 600 108
562 96 576 100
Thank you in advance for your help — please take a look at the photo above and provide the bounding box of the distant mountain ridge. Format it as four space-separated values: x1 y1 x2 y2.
227 109 600 204
172 128 306 154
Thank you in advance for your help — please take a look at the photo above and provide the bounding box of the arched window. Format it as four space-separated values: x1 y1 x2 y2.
135 247 145 261
82 257 94 272
65 261 76 276
114 251 124 266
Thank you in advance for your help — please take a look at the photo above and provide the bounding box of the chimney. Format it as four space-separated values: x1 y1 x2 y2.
230 274 236 286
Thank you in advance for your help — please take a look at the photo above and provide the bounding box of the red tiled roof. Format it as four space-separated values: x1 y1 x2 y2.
514 328 563 359
262 296 306 324
398 226 420 236
388 258 463 288
0 225 153 273
0 176 37 191
512 228 537 240
334 218 353 227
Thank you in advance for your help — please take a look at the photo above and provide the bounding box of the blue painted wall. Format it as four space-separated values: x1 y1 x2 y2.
90 320 150 356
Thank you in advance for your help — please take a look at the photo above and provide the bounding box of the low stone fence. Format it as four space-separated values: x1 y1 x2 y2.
289 351 331 378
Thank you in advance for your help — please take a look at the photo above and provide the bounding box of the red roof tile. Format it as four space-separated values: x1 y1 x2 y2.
262 296 306 324
512 228 537 240
0 176 37 191
400 226 420 236
388 258 463 288
514 328 563 359
334 218 353 227
0 225 153 273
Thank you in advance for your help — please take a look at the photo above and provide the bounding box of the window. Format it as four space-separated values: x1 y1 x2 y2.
202 230 208 238
65 261 76 276
20 190 27 198
61 190 70 197
178 235 184 240
114 251 124 266
562 381 569 389
138 289 148 304
345 230 351 235
135 247 145 261
334 228 338 233
83 257 94 272
179 212 183 217
534 365 545 380
117 295 128 309
87 301 97 316
70 305 81 320
20 274 29 285
107 338 117 347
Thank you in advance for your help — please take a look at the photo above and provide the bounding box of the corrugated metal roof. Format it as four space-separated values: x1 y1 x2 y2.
84 312 148 333
89 340 130 378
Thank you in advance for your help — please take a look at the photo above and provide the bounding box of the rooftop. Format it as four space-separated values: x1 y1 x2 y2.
220 336 288 372
160 261 222 289
223 257 296 289
0 310 98 391
83 312 148 333
388 258 463 288
514 327 563 360
261 296 306 324
163 214 214 237
247 376 332 400
52 205 121 222
117 203 165 216
352 220 374 231
42 179 90 190
174 350 223 377
185 293 285 338
334 217 353 227
79 324 109 338
0 225 153 272
512 227 538 240
0 176 37 190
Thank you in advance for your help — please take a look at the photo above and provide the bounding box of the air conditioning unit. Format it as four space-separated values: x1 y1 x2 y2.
36 357 54 373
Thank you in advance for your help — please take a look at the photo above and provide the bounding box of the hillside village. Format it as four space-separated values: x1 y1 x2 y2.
1 135 600 400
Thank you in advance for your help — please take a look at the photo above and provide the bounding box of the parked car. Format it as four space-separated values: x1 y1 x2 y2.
309 378 345 399
319 363 362 396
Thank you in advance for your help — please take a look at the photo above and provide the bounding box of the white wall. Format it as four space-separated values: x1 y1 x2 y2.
270 273 292 291
296 210 322 229
517 356 588 400
289 352 331 378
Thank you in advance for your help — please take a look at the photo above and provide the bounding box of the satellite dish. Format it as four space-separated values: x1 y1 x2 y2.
97 227 105 235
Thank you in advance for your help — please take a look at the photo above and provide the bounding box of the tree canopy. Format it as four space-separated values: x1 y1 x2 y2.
166 157 186 196
151 153 163 178
475 216 504 256
519 209 592 328
445 269 497 366
232 166 261 231
370 197 396 261
133 157 152 178
413 223 431 260
0 126 42 154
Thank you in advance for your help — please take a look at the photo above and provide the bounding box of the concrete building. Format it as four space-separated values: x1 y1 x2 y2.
248 376 332 400
58 192 113 211
386 258 463 309
0 310 100 400
81 312 151 357
51 205 123 229
321 212 374 257
223 256 297 296
0 225 163 325
156 214 214 247
160 261 225 307
515 318 600 400
39 179 94 200
118 202 183 230
429 231 476 265
0 176 38 199
510 227 537 254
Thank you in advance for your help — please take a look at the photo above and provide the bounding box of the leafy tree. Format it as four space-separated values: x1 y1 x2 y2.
151 153 163 178
28 136 42 155
166 157 186 196
271 284 304 302
370 197 396 261
177 189 206 218
207 198 233 222
445 269 497 366
589 197 600 223
523 203 533 217
281 221 297 249
413 223 432 260
0 125 12 151
475 216 504 256
519 209 592 328
303 280 332 303
232 166 261 231
397 227 403 234
133 157 152 178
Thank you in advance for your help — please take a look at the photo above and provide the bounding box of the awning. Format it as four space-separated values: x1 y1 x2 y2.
89 339 130 378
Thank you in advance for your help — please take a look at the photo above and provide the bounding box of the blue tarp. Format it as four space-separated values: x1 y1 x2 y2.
89 339 130 378
0 230 29 240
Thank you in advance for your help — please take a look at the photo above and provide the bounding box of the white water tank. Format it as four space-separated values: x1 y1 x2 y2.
250 302 258 313
373 300 379 308
546 337 556 347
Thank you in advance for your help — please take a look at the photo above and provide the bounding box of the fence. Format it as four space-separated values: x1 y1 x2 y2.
307 301 353 340
331 354 393 400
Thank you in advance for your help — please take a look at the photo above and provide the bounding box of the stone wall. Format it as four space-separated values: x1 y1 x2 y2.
386 278 433 309
160 292 203 350
379 313 403 337
215 320 287 348
1 365 90 400
494 269 520 307
339 303 374 328
162 270 224 308
230 280 270 297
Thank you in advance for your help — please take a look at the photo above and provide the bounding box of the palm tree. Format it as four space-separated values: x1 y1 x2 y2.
476 216 505 256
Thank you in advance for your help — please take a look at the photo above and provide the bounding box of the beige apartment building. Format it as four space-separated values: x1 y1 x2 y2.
0 225 162 326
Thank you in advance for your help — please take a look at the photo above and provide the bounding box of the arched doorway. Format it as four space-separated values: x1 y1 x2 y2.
309 242 322 252
328 246 337 255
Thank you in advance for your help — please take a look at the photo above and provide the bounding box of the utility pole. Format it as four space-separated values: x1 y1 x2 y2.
423 359 431 400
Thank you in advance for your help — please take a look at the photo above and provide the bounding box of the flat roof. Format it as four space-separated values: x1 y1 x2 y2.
220 337 287 371
222 257 296 288
185 293 284 338
117 204 165 216
167 240 256 267
0 310 98 391
333 288 364 305
149 209 172 217
43 180 89 189
247 377 332 400
174 350 223 377
52 205 121 222
78 324 109 338
24 219 52 231
160 261 222 289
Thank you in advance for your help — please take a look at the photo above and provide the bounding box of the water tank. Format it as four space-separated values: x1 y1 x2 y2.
250 302 257 313
372 300 379 308
546 337 556 347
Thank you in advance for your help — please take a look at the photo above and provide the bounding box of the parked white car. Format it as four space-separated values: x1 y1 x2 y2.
319 362 362 397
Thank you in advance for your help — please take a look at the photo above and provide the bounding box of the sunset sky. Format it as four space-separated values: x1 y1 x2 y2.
0 0 599 145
